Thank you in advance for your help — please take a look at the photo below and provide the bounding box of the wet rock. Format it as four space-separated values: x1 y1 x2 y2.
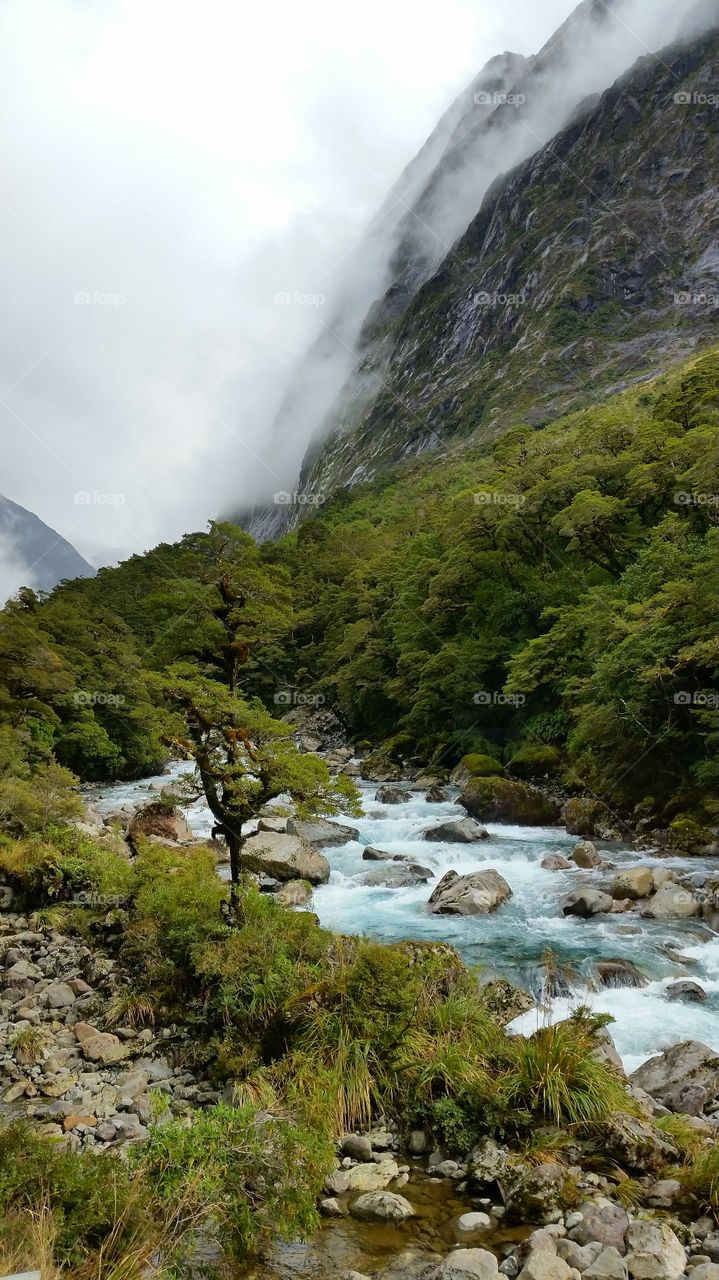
460 778 559 825
349 1191 415 1221
571 840 601 868
561 888 613 917
611 867 654 900
435 1250 499 1279
361 863 432 887
630 1040 719 1115
641 883 700 919
286 816 359 847
427 869 512 916
426 785 450 803
542 854 573 870
375 785 410 804
593 959 647 989
568 1200 629 1252
624 1219 686 1279
240 831 330 885
561 798 609 837
424 818 489 843
665 980 706 1003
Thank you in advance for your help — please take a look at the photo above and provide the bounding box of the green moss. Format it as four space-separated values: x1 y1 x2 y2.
507 745 562 778
459 752 504 777
668 815 716 854
460 777 559 824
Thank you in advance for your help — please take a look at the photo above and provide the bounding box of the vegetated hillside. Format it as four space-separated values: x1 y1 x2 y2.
3 348 717 832
0 495 94 596
297 19 719 504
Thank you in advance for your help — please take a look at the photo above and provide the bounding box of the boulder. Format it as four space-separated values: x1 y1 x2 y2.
349 1191 415 1222
593 959 647 989
424 818 490 843
561 888 613 917
257 816 288 833
611 867 654 900
427 869 512 916
286 817 359 847
517 1257 572 1280
346 1159 399 1191
568 1200 629 1252
629 1039 719 1114
73 1022 129 1065
342 1133 373 1161
375 785 410 804
240 831 330 884
426 785 450 803
561 797 609 837
583 1248 628 1279
127 803 192 846
665 980 706 1002
572 840 601 868
361 864 432 887
459 778 558 825
646 1177 681 1209
641 883 700 919
451 754 504 786
690 1268 719 1280
436 1250 499 1280
541 854 572 870
45 982 77 1008
624 1220 686 1279
603 1112 678 1173
274 879 313 907
455 1212 492 1235
502 1161 569 1225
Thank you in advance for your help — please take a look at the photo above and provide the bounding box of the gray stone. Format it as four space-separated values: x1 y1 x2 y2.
642 882 700 919
240 831 330 885
408 1128 430 1154
517 1253 572 1279
342 1133 373 1162
424 818 489 843
436 1250 499 1280
630 1040 719 1114
572 840 601 868
561 888 613 917
349 1191 415 1222
455 1212 492 1234
45 982 76 1008
286 816 359 847
374 786 410 805
624 1219 686 1278
583 1248 628 1279
360 863 432 887
689 1267 719 1279
665 980 706 1003
568 1201 629 1252
541 855 572 870
427 869 512 916
346 1159 398 1191
646 1177 681 1208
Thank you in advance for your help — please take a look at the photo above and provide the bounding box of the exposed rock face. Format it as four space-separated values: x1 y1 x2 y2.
459 778 558 825
562 799 610 838
427 869 512 916
602 1112 678 1174
240 831 330 884
286 816 359 847
629 1039 719 1114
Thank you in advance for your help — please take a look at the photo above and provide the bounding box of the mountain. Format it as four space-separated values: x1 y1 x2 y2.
242 0 719 536
0 495 95 598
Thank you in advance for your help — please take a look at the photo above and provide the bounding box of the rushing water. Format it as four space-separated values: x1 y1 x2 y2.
86 767 719 1074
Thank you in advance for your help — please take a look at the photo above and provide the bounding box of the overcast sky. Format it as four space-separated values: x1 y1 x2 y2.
0 0 584 566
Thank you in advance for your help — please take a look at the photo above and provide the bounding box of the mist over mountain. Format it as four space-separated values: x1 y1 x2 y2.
0 495 94 601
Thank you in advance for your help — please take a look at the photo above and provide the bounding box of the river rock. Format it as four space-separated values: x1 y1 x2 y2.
572 840 601 868
286 816 359 847
73 1022 129 1065
561 888 613 917
257 816 288 833
375 785 410 804
611 867 654 900
459 778 558 825
426 785 450 802
274 879 313 907
624 1220 686 1279
568 1200 629 1252
603 1111 678 1172
436 1250 499 1279
240 831 330 884
346 1159 399 1191
641 883 700 919
583 1247 628 1279
593 959 647 989
127 803 192 845
455 1212 492 1235
541 854 572 870
665 980 706 1002
427 869 512 916
517 1255 571 1280
646 1177 681 1208
44 981 77 1007
630 1040 719 1114
349 1191 415 1222
424 818 489 843
342 1133 373 1161
690 1268 719 1280
361 863 432 887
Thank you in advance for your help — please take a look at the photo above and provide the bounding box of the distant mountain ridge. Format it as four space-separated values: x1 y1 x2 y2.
0 495 95 598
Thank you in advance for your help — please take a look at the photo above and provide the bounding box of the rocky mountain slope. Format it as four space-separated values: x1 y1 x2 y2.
242 0 719 536
0 495 94 598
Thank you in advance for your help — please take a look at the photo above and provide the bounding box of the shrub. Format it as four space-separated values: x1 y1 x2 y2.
0 763 83 838
0 829 134 907
504 1013 630 1127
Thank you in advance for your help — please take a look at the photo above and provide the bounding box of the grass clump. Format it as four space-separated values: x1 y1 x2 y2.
504 1011 630 1127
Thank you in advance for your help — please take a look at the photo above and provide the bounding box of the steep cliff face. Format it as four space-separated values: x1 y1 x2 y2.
296 18 719 503
0 495 94 599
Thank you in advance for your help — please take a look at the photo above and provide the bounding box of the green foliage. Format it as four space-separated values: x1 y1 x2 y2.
504 1013 630 1127
676 1144 719 1220
0 761 82 838
0 828 134 906
507 745 562 778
